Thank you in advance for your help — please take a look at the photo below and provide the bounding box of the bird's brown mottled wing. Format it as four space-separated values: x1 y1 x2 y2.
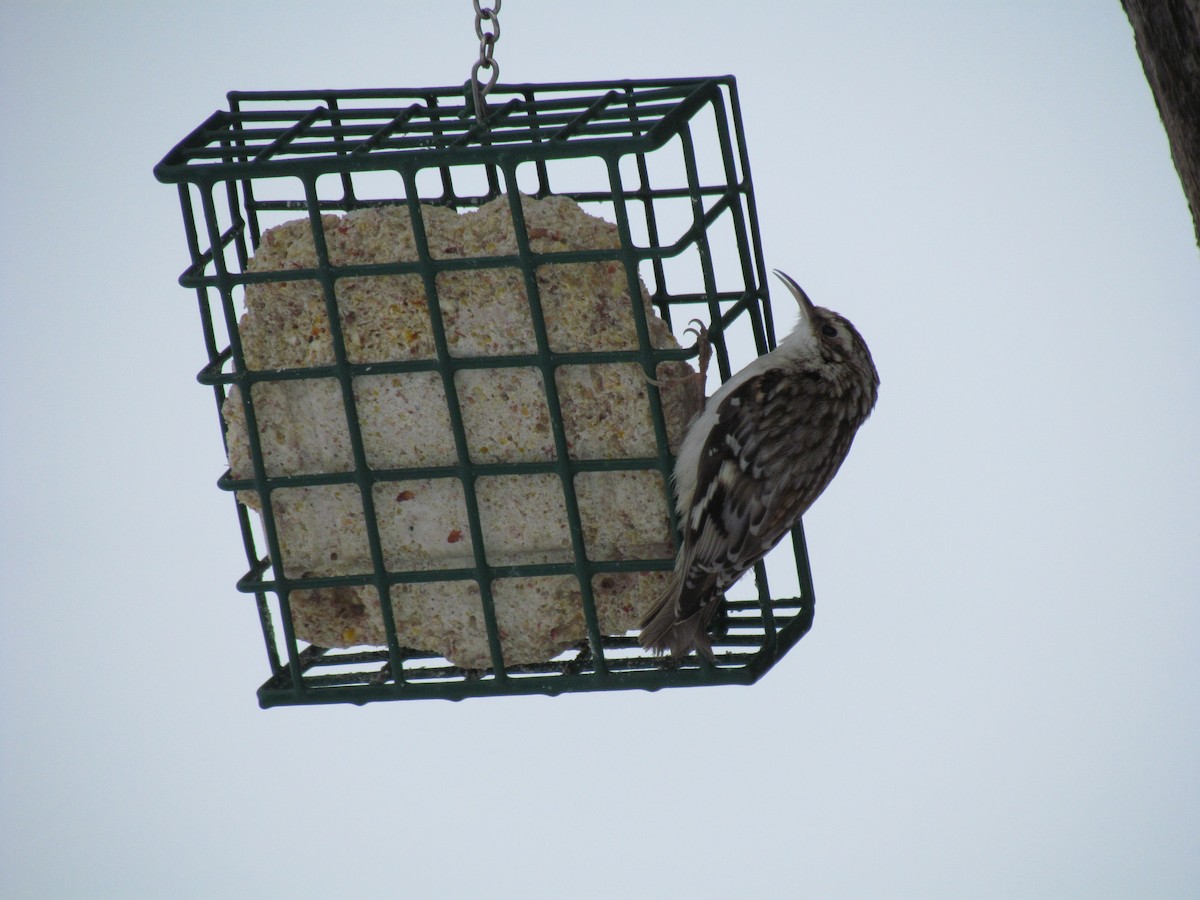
681 366 852 613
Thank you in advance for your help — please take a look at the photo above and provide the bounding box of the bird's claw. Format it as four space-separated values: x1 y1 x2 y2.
684 319 712 381
644 318 712 389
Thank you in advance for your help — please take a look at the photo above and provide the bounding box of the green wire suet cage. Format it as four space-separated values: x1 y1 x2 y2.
154 76 816 707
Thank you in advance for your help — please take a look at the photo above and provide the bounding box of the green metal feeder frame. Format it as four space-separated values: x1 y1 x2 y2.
154 76 816 707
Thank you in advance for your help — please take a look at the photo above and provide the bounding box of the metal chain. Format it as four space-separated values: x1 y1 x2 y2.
471 0 501 124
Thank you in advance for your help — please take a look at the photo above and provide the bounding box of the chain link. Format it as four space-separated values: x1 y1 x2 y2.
471 0 501 123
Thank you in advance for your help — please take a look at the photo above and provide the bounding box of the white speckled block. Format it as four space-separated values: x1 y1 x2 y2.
223 194 701 666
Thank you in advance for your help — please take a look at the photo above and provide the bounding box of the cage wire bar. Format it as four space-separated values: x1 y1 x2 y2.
154 76 816 707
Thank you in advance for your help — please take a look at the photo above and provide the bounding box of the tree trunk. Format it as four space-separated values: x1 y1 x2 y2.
1121 0 1200 249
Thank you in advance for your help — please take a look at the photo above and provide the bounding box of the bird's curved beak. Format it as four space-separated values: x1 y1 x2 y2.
773 270 815 329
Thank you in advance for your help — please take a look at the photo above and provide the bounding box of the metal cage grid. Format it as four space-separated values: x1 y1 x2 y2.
154 76 815 707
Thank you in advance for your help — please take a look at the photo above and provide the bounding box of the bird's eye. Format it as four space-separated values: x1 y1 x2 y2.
821 324 838 338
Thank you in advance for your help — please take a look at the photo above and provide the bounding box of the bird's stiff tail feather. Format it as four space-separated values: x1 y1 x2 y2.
638 570 721 662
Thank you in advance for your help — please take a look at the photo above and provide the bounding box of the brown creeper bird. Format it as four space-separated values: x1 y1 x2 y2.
639 270 879 660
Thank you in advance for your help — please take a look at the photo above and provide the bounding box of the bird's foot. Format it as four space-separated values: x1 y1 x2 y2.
644 318 712 392
683 318 712 382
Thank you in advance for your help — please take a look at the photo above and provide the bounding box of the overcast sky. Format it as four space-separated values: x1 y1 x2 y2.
2 2 1198 897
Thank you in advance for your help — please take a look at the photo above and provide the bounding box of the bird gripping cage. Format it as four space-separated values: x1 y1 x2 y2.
154 77 816 707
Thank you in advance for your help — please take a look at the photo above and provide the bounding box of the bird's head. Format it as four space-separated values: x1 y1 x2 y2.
773 269 880 409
